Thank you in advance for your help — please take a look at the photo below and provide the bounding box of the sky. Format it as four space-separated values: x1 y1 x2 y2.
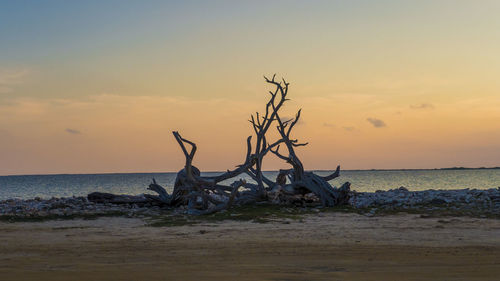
1 0 500 175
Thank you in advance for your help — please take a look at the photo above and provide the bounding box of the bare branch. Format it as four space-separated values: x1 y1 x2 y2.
172 131 190 159
270 145 290 162
322 165 341 181
292 142 308 147
286 109 302 137
172 131 197 180
248 167 275 187
245 136 252 161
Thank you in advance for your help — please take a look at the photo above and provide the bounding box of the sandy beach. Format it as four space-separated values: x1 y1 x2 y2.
1 213 499 281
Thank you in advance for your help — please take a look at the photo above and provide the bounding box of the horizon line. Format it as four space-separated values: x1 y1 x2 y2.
1 166 499 177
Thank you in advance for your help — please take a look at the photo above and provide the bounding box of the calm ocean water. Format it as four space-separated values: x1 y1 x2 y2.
0 169 499 200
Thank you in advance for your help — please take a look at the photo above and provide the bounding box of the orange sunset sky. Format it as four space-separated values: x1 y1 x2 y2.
1 1 500 175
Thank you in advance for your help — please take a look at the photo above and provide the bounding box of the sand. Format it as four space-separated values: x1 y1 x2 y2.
1 213 499 281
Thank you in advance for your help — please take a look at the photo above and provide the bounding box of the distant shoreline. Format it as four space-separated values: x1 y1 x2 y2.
1 166 499 177
315 166 500 172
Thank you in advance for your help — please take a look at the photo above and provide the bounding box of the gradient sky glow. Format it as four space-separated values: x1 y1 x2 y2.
1 0 500 175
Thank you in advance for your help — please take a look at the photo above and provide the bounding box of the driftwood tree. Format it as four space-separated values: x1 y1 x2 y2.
142 75 351 215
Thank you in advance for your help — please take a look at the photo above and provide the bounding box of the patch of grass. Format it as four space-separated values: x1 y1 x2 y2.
321 204 366 214
0 211 128 223
147 204 312 227
361 203 500 219
51 226 90 230
147 216 197 227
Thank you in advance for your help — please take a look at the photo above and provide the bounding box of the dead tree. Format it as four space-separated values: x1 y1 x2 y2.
143 75 350 214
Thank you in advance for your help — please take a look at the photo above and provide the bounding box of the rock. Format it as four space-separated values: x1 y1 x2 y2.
398 186 409 192
429 198 447 205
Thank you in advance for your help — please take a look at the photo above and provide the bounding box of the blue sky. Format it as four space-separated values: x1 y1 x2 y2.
1 1 500 174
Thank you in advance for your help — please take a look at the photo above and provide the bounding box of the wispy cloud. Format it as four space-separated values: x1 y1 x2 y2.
343 126 355 132
65 128 81 135
410 103 434 110
367 118 386 128
323 122 335 128
0 69 29 94
280 115 305 126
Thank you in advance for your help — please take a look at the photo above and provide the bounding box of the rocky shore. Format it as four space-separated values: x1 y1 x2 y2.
350 187 500 217
1 187 499 220
0 196 165 220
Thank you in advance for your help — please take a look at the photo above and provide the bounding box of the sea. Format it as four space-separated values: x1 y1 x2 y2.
0 169 499 201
